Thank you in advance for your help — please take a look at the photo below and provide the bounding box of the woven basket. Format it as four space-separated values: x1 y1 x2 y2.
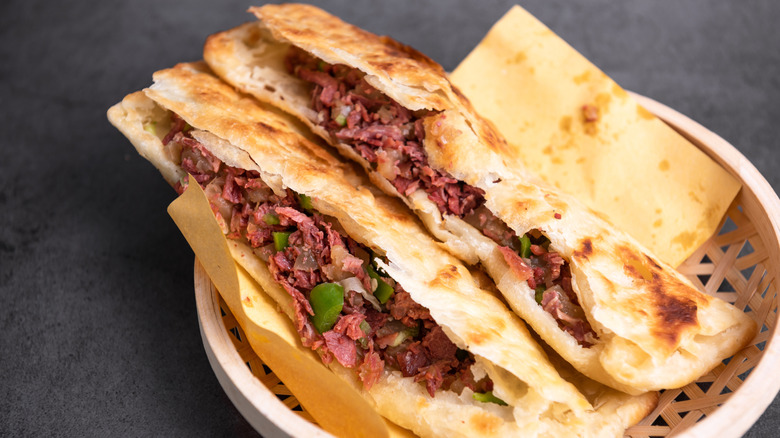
193 94 780 438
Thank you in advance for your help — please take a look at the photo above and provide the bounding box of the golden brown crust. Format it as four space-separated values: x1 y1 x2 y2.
249 4 451 112
202 5 757 395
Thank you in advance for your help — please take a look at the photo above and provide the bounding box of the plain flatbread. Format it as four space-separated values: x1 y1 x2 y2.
107 62 658 437
202 3 757 394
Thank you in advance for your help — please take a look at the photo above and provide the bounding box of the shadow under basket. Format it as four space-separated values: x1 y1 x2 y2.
193 93 780 438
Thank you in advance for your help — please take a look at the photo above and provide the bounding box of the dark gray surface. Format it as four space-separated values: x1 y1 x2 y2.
1 0 778 436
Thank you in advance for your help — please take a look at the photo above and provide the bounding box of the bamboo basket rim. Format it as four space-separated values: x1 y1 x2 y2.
193 93 780 438
195 259 332 438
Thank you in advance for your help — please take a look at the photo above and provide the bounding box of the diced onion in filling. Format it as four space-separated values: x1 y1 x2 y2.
253 243 276 262
163 138 182 163
294 248 319 271
330 244 348 267
545 285 587 321
376 148 402 181
246 185 274 204
331 101 352 121
339 276 382 311
204 178 233 222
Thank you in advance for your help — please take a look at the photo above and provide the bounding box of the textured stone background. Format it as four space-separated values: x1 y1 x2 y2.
1 0 778 436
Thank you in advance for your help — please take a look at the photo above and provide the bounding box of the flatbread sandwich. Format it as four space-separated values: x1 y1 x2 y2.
107 62 657 437
203 3 757 395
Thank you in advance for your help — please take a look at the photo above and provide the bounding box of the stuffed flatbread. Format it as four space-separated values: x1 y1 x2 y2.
107 62 657 437
202 4 757 394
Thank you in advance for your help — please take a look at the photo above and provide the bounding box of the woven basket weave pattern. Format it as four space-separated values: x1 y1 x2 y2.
625 195 777 436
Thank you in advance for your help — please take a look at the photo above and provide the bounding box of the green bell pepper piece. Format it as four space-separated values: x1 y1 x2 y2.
367 265 394 304
298 193 313 210
472 391 508 406
273 231 291 252
535 286 546 304
263 213 280 225
389 325 419 347
357 320 371 349
519 234 532 258
309 283 344 334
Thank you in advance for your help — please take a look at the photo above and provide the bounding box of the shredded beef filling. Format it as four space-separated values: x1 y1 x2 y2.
163 113 491 397
466 208 599 347
285 46 485 218
286 48 597 347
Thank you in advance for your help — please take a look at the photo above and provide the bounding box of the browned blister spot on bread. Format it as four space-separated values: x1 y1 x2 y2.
193 87 229 105
466 328 489 346
514 199 530 212
487 316 507 333
278 26 317 39
464 314 506 346
475 118 512 156
469 411 504 434
428 264 462 290
241 25 263 47
617 245 702 348
573 237 593 260
253 120 281 136
650 283 699 346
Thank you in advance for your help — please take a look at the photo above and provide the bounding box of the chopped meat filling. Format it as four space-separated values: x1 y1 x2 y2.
163 113 490 396
285 46 485 218
466 209 599 347
286 48 598 347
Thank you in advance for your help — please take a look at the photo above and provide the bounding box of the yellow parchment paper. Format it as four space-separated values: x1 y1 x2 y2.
167 176 390 438
451 5 741 267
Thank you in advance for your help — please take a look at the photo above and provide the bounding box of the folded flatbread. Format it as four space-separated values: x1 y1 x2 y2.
107 62 657 437
203 3 757 394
